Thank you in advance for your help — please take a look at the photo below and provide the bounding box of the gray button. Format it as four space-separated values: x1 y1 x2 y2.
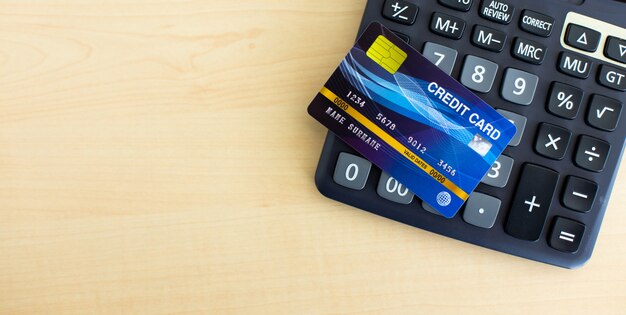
463 192 501 229
496 109 526 146
422 42 458 75
501 68 539 105
376 172 414 204
422 200 444 217
481 155 514 188
333 152 371 190
460 55 498 93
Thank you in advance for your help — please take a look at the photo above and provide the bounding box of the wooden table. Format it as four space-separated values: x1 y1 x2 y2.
1 1 625 314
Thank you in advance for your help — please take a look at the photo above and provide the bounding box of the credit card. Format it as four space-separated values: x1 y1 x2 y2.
307 22 516 218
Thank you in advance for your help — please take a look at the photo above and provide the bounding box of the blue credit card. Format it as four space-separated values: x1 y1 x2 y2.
307 22 516 218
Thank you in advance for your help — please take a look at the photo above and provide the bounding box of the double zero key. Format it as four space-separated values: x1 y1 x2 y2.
505 164 559 241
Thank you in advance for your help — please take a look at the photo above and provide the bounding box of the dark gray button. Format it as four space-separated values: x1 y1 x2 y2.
430 12 466 39
598 64 626 91
439 0 473 11
496 109 526 146
481 155 514 188
604 36 626 64
472 25 506 52
562 176 597 213
549 217 585 253
383 0 419 25
333 153 371 190
439 0 473 12
512 37 546 65
463 193 501 229
587 94 622 131
505 164 559 241
377 172 414 204
535 123 571 160
422 42 458 75
460 55 498 93
479 0 514 25
546 82 584 120
519 10 554 37
558 52 592 79
392 31 410 44
575 136 610 172
501 68 538 105
565 24 601 52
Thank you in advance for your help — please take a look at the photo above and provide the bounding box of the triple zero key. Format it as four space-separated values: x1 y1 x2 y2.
505 164 559 241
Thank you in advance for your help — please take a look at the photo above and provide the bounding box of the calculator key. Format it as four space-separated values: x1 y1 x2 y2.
575 136 610 172
546 82 584 119
392 31 410 44
463 193 501 229
422 42 458 75
558 52 592 79
501 68 538 105
460 55 498 93
512 37 546 65
430 12 466 39
479 0 514 25
519 10 554 37
471 25 506 52
439 0 473 11
604 36 626 64
598 64 626 91
587 94 622 131
333 153 371 190
382 0 419 25
481 154 514 188
562 176 598 213
422 200 444 217
535 123 571 160
505 164 559 241
549 217 585 253
496 110 526 146
377 172 414 204
565 24 601 52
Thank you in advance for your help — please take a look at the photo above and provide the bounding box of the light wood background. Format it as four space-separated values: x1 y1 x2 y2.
1 1 625 314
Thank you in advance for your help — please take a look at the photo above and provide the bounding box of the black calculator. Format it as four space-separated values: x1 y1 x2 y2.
313 0 626 268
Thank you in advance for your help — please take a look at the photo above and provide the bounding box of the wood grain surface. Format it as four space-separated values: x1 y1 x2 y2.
1 1 625 314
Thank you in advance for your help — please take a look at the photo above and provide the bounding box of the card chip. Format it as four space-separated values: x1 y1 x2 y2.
366 35 407 74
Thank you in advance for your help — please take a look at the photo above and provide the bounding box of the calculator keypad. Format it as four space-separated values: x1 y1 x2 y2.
430 12 466 39
382 0 419 25
535 124 572 160
316 0 626 268
565 24 601 52
586 95 622 131
546 82 584 119
496 109 526 146
377 172 415 204
558 52 592 79
463 192 501 229
422 42 458 75
501 68 539 105
460 55 498 92
333 153 371 190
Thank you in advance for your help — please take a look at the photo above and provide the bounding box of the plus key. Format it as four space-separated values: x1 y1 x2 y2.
505 164 560 241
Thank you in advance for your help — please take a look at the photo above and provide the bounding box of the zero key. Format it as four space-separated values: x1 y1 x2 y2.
505 164 559 241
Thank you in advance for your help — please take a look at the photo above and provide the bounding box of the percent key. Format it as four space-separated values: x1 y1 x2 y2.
547 82 584 119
